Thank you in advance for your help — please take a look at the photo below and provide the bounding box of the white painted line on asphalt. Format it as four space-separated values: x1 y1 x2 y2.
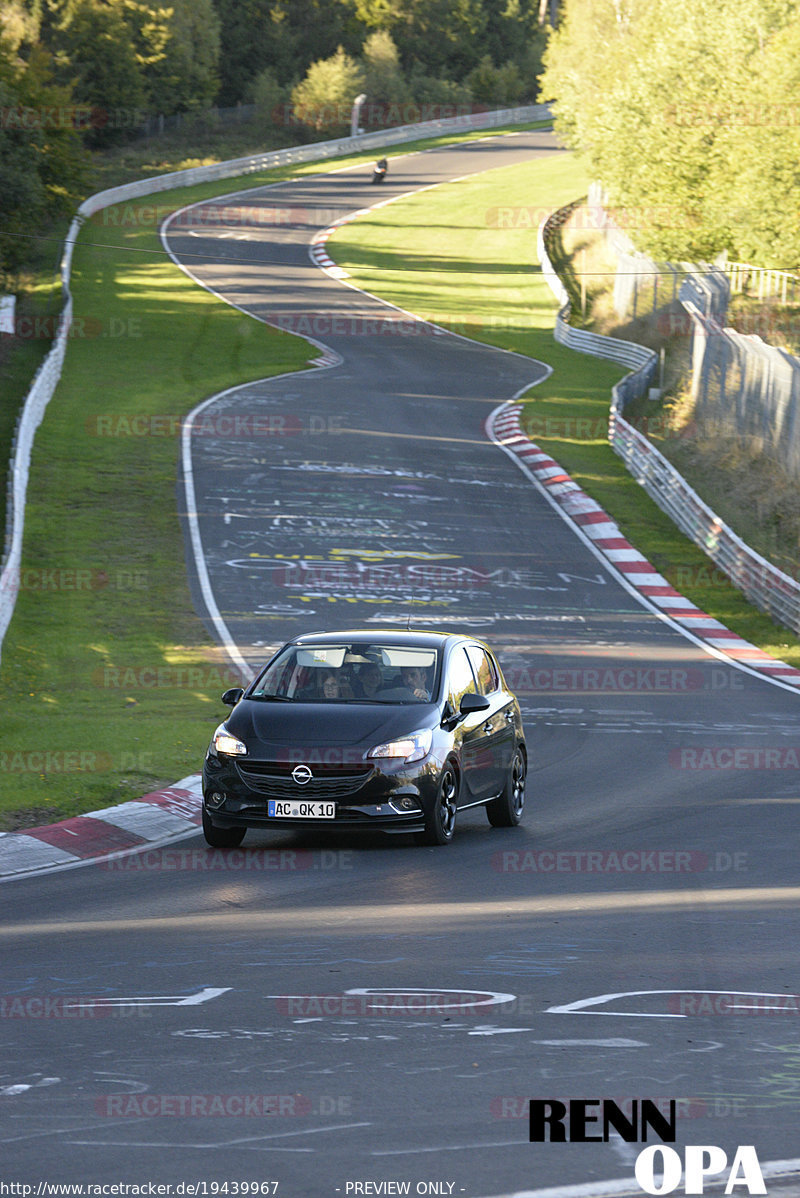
473 1158 800 1198
64 987 230 1008
546 988 800 1018
531 1038 647 1047
66 1121 373 1150
372 1138 528 1156
464 1026 529 1036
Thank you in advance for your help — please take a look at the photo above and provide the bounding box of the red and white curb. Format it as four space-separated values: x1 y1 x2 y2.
310 220 359 278
0 774 203 881
489 403 800 692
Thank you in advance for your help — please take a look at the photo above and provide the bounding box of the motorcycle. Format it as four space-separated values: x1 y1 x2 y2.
371 157 388 184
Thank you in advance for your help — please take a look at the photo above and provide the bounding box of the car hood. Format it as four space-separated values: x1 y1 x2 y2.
225 699 438 754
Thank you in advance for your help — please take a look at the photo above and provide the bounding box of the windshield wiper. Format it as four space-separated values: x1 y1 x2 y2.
248 693 293 702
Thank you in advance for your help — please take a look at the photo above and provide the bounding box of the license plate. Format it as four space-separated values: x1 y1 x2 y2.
268 800 335 819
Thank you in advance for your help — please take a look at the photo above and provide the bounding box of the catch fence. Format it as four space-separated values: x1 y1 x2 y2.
538 205 800 636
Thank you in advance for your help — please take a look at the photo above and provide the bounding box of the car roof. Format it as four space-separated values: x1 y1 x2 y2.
292 629 470 651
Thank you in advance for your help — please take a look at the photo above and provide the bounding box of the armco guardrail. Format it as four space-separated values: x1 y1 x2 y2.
537 205 800 636
536 210 658 409
607 411 800 633
0 104 551 659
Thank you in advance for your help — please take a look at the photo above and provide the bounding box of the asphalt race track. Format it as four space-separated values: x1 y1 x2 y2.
3 131 800 1195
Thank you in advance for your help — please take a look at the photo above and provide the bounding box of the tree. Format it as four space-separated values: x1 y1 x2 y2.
541 0 800 265
56 0 148 144
290 45 365 133
391 0 489 77
249 65 284 131
0 27 87 278
0 0 40 52
714 16 800 267
466 54 526 105
145 0 221 113
362 29 406 107
214 0 361 106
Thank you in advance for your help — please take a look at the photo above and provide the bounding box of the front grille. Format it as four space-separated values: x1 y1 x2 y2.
235 761 373 799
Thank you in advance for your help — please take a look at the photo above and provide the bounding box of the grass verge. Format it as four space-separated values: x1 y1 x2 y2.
0 120 551 830
328 151 800 670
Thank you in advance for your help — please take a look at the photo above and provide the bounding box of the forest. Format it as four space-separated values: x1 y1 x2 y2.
0 0 548 274
2 0 800 278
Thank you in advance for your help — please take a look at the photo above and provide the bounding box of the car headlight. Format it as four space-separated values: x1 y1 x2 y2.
367 728 432 764
211 723 247 757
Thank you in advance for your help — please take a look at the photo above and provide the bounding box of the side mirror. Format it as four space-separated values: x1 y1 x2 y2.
459 692 490 715
221 687 244 707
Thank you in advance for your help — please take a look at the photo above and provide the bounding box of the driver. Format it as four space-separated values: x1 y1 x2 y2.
400 664 430 701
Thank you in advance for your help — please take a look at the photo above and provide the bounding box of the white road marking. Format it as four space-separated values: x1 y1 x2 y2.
472 1157 800 1198
461 1026 530 1036
531 1039 647 1047
67 1122 372 1150
64 987 230 1009
268 987 517 1013
547 989 800 1018
373 1138 528 1156
0 1076 60 1097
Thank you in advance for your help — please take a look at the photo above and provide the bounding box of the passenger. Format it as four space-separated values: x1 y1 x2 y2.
320 670 340 699
357 662 383 698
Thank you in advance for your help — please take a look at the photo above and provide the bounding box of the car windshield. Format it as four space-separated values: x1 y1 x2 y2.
249 643 440 703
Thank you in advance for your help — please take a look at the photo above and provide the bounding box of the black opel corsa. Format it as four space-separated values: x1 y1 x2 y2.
202 629 526 847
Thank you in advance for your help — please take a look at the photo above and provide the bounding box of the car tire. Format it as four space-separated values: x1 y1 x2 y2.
202 806 246 848
486 747 526 828
420 763 459 846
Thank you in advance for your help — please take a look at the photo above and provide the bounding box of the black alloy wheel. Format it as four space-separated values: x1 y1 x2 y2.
421 763 459 845
486 747 526 828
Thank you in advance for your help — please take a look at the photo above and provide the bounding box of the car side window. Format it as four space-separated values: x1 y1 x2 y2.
448 647 477 707
466 646 498 696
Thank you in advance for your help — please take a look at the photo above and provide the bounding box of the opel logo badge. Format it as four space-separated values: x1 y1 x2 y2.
292 764 313 786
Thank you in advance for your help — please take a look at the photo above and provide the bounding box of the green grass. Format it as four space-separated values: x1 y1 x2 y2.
0 119 551 830
0 206 312 829
8 124 795 831
0 118 552 555
329 152 800 670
